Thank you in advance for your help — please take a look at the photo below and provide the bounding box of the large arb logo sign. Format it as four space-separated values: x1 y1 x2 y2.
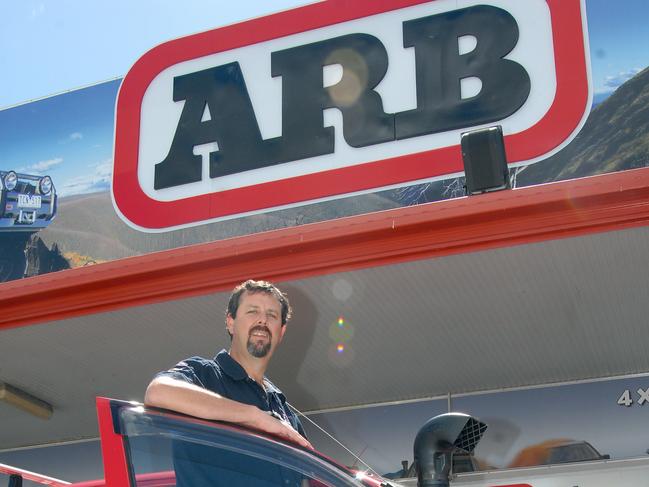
113 0 590 231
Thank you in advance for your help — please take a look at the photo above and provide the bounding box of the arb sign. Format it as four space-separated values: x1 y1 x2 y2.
113 0 590 231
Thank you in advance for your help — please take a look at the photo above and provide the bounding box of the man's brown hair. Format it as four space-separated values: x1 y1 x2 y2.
226 280 292 329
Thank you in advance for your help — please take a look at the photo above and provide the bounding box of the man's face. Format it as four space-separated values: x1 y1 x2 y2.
227 291 286 359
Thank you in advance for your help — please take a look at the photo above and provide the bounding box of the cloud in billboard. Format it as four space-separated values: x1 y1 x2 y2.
604 68 642 90
31 3 45 17
19 157 63 174
58 158 112 197
69 132 83 141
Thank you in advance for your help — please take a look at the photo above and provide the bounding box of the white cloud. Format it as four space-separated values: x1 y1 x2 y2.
603 68 642 91
69 132 83 141
19 157 64 174
31 3 45 17
58 158 113 197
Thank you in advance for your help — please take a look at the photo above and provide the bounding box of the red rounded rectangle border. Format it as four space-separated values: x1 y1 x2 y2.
113 0 589 231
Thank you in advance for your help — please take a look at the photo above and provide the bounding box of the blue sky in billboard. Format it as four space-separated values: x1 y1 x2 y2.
1 0 648 108
0 0 309 109
587 0 649 101
0 80 119 196
1 0 648 198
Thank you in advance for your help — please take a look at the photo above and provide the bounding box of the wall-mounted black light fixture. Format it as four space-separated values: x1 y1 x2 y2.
461 126 510 195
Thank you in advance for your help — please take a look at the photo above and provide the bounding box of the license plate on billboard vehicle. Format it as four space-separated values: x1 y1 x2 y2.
17 194 41 209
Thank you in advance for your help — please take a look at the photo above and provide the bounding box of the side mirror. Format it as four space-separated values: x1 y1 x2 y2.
414 412 487 487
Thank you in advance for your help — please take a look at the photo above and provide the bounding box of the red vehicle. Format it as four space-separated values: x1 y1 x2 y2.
1 399 488 487
1 398 390 487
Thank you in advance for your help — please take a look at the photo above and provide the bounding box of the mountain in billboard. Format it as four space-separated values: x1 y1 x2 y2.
37 192 400 263
389 65 649 206
517 66 649 183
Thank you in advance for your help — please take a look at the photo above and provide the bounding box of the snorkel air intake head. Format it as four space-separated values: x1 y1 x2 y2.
414 412 487 487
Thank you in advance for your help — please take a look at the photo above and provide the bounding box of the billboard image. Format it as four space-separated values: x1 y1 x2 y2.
303 374 649 477
1 0 648 283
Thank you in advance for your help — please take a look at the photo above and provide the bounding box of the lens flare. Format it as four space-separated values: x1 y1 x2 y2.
329 316 354 342
332 278 354 301
328 342 355 367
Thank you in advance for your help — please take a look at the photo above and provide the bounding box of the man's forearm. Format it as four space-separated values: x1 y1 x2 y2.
144 376 256 424
144 376 312 449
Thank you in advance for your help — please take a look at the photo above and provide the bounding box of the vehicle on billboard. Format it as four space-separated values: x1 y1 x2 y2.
0 170 57 281
508 439 610 468
112 0 590 231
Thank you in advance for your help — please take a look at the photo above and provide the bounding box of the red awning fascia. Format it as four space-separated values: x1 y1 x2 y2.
2 167 649 331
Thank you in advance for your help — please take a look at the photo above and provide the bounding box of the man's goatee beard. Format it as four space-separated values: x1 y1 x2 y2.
247 340 271 358
247 326 272 358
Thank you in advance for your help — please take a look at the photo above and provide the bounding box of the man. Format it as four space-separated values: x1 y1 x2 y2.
145 279 312 452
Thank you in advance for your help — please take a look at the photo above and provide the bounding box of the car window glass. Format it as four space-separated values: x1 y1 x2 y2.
119 407 361 487
127 434 315 487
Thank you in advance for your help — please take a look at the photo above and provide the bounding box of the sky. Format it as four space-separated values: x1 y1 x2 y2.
0 0 311 109
586 0 649 95
0 80 119 196
1 0 648 109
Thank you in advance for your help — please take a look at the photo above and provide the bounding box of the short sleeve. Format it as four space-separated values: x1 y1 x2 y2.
155 356 210 388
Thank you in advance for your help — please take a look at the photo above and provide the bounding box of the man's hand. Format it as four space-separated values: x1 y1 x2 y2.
245 407 313 449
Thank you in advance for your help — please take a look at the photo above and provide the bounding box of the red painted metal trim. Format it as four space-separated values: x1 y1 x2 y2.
0 463 70 486
113 0 589 229
2 167 649 330
70 471 175 487
96 397 131 487
67 481 108 487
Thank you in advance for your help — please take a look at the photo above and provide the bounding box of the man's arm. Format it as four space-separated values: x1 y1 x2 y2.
145 376 312 449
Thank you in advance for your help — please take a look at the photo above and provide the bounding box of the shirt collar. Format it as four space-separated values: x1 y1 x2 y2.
214 349 285 398
214 349 247 381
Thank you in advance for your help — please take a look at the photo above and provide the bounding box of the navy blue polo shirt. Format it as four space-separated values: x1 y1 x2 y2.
157 349 305 437
157 350 307 487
